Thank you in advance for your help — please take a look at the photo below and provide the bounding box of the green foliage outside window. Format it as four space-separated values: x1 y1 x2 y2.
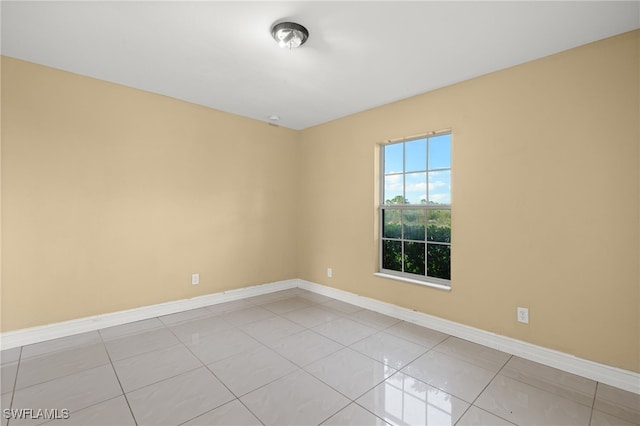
381 209 451 280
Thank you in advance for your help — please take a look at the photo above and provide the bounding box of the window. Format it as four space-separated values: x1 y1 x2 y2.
380 132 451 286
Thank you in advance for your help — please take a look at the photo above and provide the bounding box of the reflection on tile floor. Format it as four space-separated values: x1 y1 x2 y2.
1 288 638 426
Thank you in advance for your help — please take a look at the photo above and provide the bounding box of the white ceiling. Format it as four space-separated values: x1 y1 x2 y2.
2 1 639 130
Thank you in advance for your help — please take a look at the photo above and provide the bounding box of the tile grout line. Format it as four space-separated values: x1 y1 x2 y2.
346 329 431 372
164 311 273 425
315 322 456 423
251 300 345 349
587 382 599 426
302 353 395 405
397 343 475 422
104 312 265 424
12 291 615 426
352 400 394 426
207 294 356 419
107 341 184 364
237 296 384 424
163 323 235 426
7 330 143 422
5 346 23 426
453 354 514 425
100 331 139 426
204 344 300 398
98 317 167 340
495 356 600 412
234 397 266 426
7 346 113 397
42 395 130 426
586 383 638 425
381 321 450 349
117 310 262 425
102 295 386 425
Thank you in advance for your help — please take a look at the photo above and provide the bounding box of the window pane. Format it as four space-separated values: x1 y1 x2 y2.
403 210 425 241
427 244 450 279
384 143 403 174
428 134 451 170
383 209 402 238
428 170 450 205
380 134 452 283
405 138 426 172
405 172 426 205
382 240 402 271
384 175 404 204
404 242 425 275
426 210 451 243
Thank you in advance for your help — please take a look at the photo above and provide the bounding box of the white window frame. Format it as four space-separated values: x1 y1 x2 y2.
378 131 452 288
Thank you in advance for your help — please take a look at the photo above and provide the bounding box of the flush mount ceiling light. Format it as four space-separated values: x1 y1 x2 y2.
271 22 309 49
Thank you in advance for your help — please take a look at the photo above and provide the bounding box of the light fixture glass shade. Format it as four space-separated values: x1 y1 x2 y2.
271 22 309 49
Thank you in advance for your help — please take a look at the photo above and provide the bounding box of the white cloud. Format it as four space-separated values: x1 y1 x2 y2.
429 193 451 204
428 181 447 191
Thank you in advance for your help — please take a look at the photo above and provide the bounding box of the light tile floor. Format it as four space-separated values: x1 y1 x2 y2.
1 288 638 426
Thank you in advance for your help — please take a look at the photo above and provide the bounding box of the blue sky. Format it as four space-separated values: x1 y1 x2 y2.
384 134 451 204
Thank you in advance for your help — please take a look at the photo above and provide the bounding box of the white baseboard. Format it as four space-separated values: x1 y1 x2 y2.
297 279 640 395
1 277 637 395
0 279 297 350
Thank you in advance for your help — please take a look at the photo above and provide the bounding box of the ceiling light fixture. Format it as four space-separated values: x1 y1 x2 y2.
271 22 309 49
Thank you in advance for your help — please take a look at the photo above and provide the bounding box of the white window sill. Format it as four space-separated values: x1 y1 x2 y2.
373 273 451 292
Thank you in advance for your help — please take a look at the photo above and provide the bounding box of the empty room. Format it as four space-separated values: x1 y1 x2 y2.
1 1 639 425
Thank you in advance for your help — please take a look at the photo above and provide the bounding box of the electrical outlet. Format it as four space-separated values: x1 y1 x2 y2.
191 273 199 285
327 268 333 278
517 307 529 323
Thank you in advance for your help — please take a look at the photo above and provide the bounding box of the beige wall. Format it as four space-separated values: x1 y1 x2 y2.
1 30 638 372
1 57 299 331
297 30 639 372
